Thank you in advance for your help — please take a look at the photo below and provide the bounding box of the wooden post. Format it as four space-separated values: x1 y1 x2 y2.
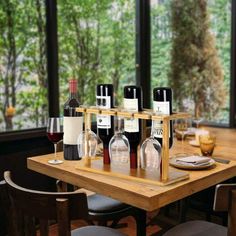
161 117 169 182
84 112 92 165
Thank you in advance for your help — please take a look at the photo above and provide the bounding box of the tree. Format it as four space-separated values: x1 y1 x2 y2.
169 0 226 119
0 0 47 131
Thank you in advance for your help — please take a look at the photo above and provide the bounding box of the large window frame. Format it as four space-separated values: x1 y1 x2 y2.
0 0 235 142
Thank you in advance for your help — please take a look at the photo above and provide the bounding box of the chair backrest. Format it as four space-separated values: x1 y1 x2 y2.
3 171 89 236
213 183 236 236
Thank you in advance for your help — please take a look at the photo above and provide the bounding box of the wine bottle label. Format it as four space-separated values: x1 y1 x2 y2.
96 95 111 129
124 98 139 132
153 101 170 138
63 116 83 145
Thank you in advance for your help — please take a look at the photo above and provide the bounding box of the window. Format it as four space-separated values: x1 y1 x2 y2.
151 0 231 125
0 0 235 135
57 0 135 111
0 0 47 132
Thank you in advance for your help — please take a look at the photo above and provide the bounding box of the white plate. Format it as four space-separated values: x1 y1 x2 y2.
170 156 215 170
189 140 200 147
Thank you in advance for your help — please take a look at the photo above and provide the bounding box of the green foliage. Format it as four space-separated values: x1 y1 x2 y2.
0 0 47 131
151 1 172 94
0 0 231 131
58 0 135 108
169 0 226 120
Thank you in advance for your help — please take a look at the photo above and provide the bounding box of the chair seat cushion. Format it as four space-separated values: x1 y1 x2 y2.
87 194 129 213
163 220 227 236
72 225 126 236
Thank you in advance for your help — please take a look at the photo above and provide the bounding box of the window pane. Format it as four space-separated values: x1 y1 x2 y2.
151 0 231 125
0 0 47 132
58 0 135 110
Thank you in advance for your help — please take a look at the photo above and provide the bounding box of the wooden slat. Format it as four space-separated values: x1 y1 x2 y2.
75 157 189 186
162 117 169 181
75 107 191 121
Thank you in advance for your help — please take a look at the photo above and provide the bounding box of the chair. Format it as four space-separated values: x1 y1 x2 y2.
56 180 145 230
163 183 236 236
1 171 126 236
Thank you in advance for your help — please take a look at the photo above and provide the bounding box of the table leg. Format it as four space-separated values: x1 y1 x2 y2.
134 208 146 236
178 197 189 223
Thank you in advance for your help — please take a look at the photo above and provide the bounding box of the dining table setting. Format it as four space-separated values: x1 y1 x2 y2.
27 125 236 236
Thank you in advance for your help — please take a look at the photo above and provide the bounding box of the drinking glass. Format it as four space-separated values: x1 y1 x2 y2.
174 118 190 143
47 117 64 164
199 134 216 156
109 117 130 165
140 124 162 171
77 113 98 158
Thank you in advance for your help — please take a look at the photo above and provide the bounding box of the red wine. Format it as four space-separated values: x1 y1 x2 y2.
153 87 173 148
63 79 83 160
123 86 142 169
96 84 114 164
47 132 63 143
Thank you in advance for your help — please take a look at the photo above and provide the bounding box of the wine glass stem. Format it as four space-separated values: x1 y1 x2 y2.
54 143 57 160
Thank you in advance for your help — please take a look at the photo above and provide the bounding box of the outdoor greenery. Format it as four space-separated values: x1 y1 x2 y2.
57 0 135 109
151 0 230 123
0 0 47 131
0 0 231 131
169 0 226 120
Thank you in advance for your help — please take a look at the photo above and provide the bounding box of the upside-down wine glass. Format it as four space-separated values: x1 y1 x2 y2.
140 121 162 171
109 116 130 165
47 117 64 164
77 113 98 158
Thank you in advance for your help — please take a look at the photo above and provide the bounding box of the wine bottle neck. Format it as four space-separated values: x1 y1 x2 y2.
69 92 78 99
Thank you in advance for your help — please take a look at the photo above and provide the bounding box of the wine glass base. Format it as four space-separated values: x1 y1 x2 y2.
48 159 64 165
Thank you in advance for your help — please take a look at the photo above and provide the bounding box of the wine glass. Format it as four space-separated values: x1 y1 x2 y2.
77 129 98 158
140 123 162 171
174 118 191 144
192 117 203 128
109 117 130 165
77 113 98 158
47 117 64 164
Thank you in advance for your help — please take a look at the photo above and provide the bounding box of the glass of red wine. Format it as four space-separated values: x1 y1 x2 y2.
47 117 64 164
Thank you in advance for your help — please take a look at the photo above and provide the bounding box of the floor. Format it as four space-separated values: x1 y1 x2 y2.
38 201 226 236
46 214 161 236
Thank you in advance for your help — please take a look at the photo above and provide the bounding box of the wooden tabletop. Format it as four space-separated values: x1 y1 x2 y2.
27 127 236 212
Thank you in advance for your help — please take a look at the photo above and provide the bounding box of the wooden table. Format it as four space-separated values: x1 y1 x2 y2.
27 127 236 234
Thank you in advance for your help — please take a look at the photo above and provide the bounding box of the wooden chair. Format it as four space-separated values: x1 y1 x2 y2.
163 183 236 236
56 180 146 230
1 171 126 236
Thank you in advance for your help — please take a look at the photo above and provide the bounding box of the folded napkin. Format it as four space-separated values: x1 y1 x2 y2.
176 155 211 166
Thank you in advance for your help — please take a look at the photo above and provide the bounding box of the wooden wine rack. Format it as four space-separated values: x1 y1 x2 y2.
76 106 191 185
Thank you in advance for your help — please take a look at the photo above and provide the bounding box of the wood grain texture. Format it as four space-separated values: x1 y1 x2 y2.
75 157 189 186
28 127 236 212
76 107 191 121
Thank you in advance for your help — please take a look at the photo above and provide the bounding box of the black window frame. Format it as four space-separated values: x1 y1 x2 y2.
0 0 235 142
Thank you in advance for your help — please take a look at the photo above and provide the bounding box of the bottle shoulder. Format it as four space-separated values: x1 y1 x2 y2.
64 97 80 108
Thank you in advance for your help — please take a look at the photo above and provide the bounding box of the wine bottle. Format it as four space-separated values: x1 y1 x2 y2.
153 87 173 148
63 79 83 160
123 85 143 169
96 84 114 164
